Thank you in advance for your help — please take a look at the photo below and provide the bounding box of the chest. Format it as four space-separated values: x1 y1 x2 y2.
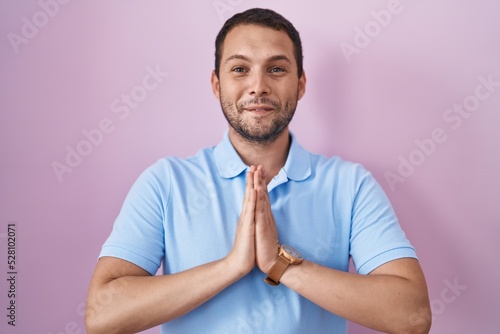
162 174 352 274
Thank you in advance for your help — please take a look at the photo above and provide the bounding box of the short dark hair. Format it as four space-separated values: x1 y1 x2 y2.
214 8 303 79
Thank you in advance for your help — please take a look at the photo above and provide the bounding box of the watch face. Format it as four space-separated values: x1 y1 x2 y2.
283 245 303 260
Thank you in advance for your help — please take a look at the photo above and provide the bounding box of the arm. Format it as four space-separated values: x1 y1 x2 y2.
280 258 431 334
85 257 241 334
85 167 258 334
252 166 431 334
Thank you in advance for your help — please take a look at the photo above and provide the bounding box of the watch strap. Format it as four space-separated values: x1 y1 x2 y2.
264 255 291 286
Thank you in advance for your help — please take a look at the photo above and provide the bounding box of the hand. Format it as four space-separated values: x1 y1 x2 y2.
225 166 257 278
254 166 280 274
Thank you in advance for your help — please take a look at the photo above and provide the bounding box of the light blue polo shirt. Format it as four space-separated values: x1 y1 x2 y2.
100 131 417 333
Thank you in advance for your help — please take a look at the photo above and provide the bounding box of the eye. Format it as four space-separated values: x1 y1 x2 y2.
232 66 247 73
269 67 286 73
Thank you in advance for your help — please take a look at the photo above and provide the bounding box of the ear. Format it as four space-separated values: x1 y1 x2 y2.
298 70 307 101
211 70 221 100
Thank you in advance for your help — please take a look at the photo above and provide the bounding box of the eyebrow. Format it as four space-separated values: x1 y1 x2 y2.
225 54 292 64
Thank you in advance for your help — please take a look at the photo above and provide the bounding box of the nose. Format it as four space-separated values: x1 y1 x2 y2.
248 71 270 97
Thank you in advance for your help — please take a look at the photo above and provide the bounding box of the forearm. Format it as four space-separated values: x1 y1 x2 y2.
280 260 431 334
86 258 240 334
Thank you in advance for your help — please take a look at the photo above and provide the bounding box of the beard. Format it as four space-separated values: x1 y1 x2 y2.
219 92 298 144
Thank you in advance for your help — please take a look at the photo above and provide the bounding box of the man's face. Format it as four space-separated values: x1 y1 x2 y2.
212 24 306 144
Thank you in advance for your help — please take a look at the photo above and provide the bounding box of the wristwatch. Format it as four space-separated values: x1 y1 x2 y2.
264 245 303 286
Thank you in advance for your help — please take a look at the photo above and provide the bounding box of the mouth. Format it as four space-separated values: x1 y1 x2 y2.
243 105 274 114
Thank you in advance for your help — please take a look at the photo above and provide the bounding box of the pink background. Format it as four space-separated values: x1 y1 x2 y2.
1 1 499 333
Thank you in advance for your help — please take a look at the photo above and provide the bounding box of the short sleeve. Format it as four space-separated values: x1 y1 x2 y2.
349 166 417 275
99 160 170 275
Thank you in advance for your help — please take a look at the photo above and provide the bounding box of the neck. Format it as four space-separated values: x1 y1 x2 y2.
228 127 291 184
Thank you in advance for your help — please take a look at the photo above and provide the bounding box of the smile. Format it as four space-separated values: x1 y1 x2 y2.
243 105 274 114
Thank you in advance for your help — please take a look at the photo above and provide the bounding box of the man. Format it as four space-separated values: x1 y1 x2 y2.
85 8 431 334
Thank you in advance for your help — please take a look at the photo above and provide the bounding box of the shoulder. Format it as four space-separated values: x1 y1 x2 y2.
302 150 383 207
310 152 371 185
135 145 218 188
145 145 215 174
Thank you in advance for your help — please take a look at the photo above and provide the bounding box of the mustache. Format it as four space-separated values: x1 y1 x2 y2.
237 98 281 110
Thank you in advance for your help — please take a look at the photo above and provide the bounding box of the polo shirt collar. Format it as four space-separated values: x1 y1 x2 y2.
283 132 311 181
214 130 311 181
213 131 248 178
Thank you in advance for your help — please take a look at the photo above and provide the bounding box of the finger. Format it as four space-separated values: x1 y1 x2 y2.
245 166 256 199
259 166 267 187
254 169 271 209
255 188 271 221
241 167 257 218
254 165 266 191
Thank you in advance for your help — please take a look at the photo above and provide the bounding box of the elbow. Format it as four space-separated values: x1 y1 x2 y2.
85 302 136 334
398 306 432 334
85 303 114 334
84 306 101 334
